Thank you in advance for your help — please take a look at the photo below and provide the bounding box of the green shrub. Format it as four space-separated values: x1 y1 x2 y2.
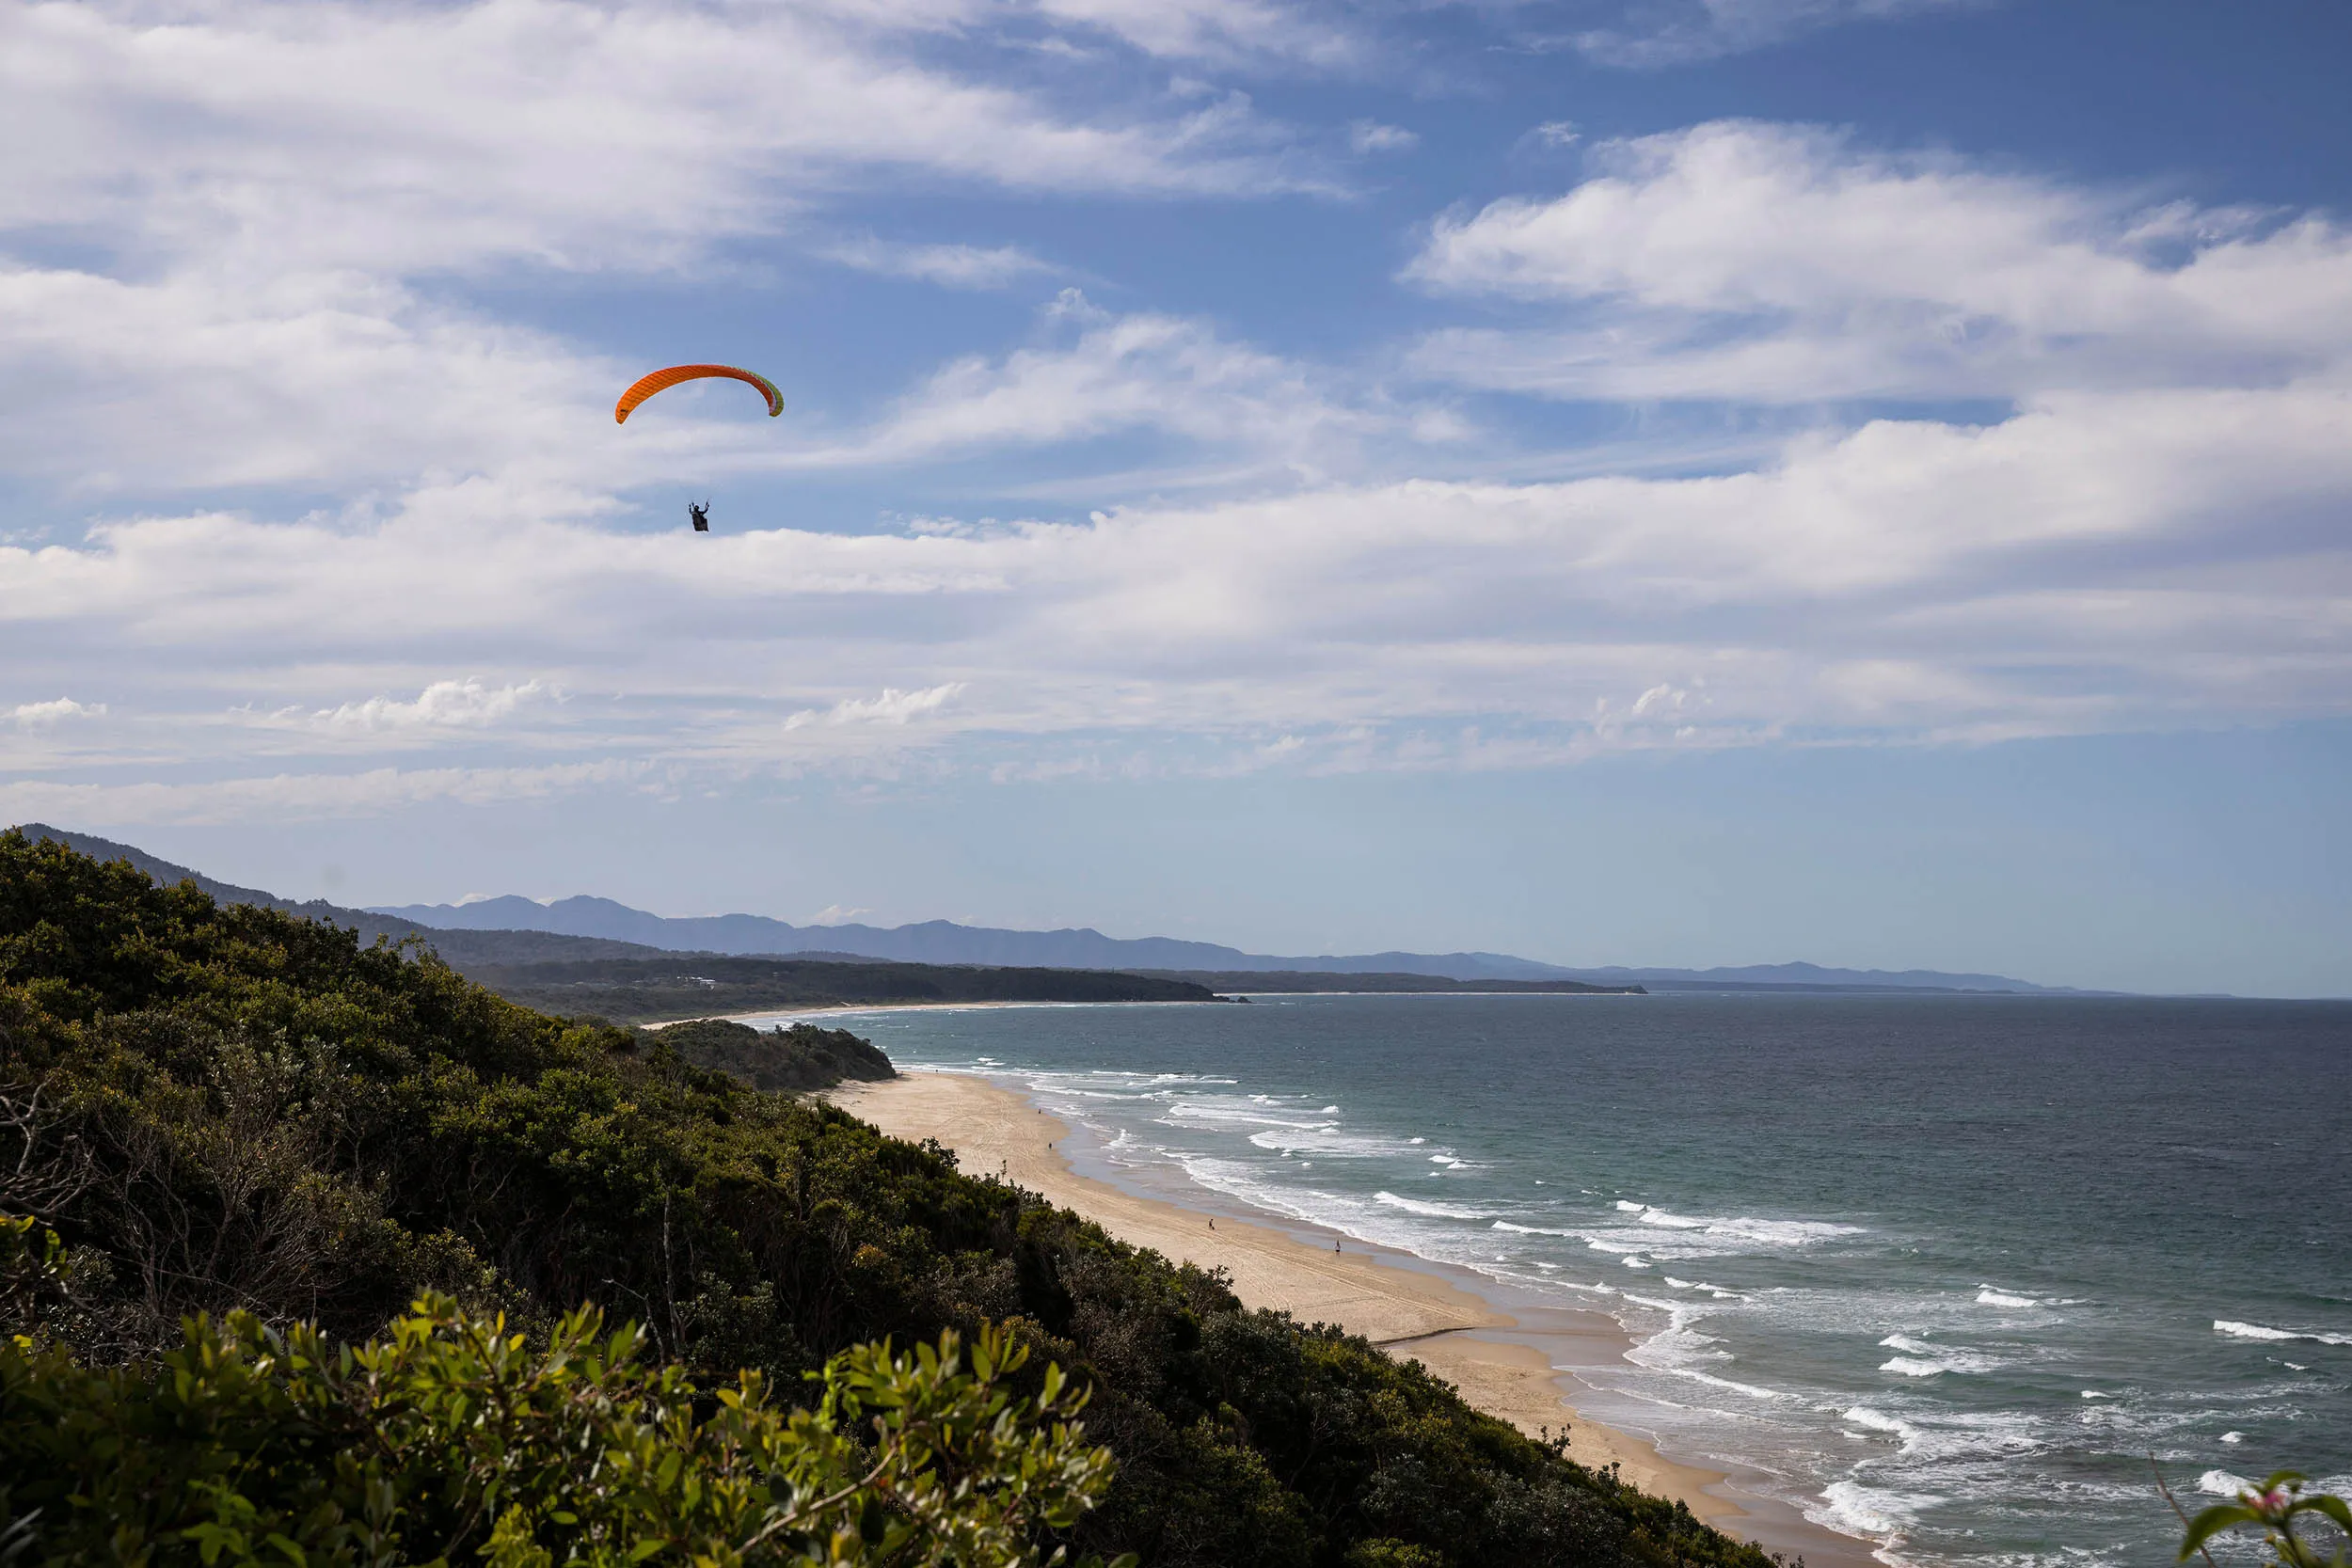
0 1263 1127 1568
0 832 1776 1568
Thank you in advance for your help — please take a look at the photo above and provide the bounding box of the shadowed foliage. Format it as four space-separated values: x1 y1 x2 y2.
0 830 1777 1568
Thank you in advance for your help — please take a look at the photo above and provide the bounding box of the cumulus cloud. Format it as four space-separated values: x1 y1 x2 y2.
1348 120 1418 154
2 0 2344 829
11 697 106 724
310 679 550 731
786 684 968 730
8 373 2347 816
1406 120 2352 404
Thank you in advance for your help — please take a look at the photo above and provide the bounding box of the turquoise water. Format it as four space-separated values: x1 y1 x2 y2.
787 993 2352 1568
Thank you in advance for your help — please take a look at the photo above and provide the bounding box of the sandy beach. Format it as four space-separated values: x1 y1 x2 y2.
830 1069 1872 1568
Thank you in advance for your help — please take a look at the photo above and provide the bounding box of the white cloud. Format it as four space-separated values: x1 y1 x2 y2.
808 903 875 924
6 0 1315 277
1025 0 1365 69
817 291 1442 470
311 679 550 732
0 268 618 491
11 697 106 724
821 237 1057 290
1522 120 1581 150
0 0 1333 499
1406 120 2352 404
1565 0 1986 68
786 684 968 730
8 371 2347 808
1349 120 1419 154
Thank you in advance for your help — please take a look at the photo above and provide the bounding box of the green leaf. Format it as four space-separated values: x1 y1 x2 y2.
2296 1495 2352 1534
2182 1504 2263 1559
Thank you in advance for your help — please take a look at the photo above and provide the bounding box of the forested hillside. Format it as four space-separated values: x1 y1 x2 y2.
472 953 1220 1022
0 832 1774 1568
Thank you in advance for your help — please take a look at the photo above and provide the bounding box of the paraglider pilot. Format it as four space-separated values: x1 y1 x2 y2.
688 499 710 533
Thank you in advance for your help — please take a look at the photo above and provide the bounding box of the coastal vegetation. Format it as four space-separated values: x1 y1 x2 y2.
0 831 1772 1567
657 1018 899 1092
10 824 1226 1023
468 955 1216 1024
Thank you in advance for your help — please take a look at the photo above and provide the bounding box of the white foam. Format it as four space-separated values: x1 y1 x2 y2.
1374 1191 1494 1220
1880 1350 2002 1377
2215 1320 2352 1346
1615 1199 1645 1212
1882 1357 1951 1378
2199 1469 2254 1497
1976 1287 2039 1308
1247 1126 1397 1157
1628 1206 1865 1246
2221 1432 2245 1444
1813 1479 1945 1541
1494 1220 1576 1236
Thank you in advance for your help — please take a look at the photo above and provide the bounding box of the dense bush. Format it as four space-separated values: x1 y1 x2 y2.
659 1019 898 1093
0 1240 1124 1568
0 831 1773 1568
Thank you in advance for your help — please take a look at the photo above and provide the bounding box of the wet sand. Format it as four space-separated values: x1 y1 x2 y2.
829 1069 1871 1567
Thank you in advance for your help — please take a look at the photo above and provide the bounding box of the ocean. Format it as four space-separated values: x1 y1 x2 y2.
780 992 2352 1568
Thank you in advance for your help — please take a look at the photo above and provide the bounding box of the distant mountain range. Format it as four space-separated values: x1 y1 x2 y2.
368 891 2076 994
10 821 2081 994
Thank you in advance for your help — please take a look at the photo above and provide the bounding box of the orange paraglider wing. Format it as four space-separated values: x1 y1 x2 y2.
614 364 785 423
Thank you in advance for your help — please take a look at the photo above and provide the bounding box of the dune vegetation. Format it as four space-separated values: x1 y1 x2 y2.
0 831 1775 1568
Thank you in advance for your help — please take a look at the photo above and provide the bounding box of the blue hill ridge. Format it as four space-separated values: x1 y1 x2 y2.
366 894 2073 993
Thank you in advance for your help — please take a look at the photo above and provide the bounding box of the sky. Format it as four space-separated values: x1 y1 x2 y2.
3 0 2348 996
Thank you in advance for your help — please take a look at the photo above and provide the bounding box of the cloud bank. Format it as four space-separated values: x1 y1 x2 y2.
3 4 2346 828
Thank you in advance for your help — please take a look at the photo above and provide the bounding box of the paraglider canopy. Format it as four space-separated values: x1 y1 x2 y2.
614 364 784 423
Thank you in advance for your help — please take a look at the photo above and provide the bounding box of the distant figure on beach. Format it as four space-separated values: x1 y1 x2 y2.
688 499 710 532
1334 1240 1342 1253
1208 1218 1215 1230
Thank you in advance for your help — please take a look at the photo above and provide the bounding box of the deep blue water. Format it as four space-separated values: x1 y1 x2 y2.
776 993 2352 1568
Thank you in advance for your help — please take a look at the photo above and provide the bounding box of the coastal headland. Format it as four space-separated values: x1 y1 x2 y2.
830 1069 1873 1568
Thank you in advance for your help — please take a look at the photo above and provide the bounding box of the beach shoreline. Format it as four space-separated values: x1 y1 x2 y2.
828 1069 1873 1568
652 993 1641 1030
